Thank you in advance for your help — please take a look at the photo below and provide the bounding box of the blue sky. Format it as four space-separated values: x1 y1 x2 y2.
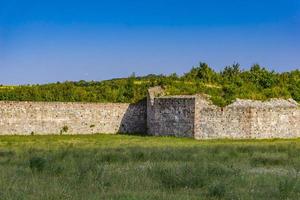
0 0 299 84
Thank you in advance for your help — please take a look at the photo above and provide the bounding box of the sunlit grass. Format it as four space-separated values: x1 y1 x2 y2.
1 134 300 199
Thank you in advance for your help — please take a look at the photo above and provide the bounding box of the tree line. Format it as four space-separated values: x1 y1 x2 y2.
0 63 299 107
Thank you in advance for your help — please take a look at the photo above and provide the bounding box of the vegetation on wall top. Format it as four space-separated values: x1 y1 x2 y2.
0 63 299 107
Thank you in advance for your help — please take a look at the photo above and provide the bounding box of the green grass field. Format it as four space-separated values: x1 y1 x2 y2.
1 134 300 199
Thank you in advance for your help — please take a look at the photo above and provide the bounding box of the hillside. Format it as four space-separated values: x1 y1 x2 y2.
0 63 299 107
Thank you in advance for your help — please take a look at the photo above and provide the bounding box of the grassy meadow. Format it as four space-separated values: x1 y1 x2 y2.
1 134 300 199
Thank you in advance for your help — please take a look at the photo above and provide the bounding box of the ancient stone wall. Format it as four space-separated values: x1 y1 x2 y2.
147 86 164 135
0 101 147 135
147 96 195 137
194 97 300 139
1 86 299 139
148 87 300 139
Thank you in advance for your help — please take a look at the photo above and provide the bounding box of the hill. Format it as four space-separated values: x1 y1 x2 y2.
1 63 299 107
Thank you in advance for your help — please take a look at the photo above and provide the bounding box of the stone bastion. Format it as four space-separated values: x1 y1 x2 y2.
0 86 299 139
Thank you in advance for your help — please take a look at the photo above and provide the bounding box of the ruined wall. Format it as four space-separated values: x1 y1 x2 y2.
0 101 147 135
194 98 300 139
1 86 299 139
147 96 195 137
147 87 300 139
147 86 164 136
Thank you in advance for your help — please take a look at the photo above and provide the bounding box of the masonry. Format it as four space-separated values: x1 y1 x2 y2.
0 87 300 139
0 101 146 135
147 86 300 139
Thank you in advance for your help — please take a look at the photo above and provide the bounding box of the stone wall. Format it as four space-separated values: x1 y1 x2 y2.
194 97 300 139
148 87 300 139
1 86 299 139
147 96 195 137
147 86 164 135
0 101 147 135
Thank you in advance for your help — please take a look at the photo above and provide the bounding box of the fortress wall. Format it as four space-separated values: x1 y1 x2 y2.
0 101 147 135
250 107 300 138
148 91 300 139
147 87 164 136
195 106 261 139
194 98 253 139
147 97 195 137
1 87 299 139
194 98 300 139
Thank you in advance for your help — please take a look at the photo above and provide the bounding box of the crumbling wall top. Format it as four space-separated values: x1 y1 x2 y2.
148 86 165 98
147 86 299 109
147 86 165 106
226 98 299 109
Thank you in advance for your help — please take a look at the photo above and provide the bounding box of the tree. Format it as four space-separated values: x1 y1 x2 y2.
184 62 218 83
247 64 277 88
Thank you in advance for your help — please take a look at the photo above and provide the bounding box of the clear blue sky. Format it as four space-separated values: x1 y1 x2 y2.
0 0 299 84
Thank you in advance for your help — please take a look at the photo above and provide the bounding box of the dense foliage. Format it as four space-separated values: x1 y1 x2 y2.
1 63 299 106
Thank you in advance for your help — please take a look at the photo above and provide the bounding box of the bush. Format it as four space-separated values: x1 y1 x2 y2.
29 156 46 172
60 125 69 134
278 177 297 199
208 181 226 198
149 163 206 189
250 153 288 166
0 64 298 107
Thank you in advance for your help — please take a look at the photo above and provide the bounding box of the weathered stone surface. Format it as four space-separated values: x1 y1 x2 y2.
147 97 195 137
0 87 299 139
0 101 146 135
148 87 300 139
194 96 300 139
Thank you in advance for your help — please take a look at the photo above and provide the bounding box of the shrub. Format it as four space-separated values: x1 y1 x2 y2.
250 153 288 166
278 177 297 199
149 163 206 189
208 181 226 198
29 156 46 172
0 150 15 157
207 163 235 177
60 125 69 134
0 64 298 107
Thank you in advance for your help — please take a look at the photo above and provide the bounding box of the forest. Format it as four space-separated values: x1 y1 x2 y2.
0 63 299 107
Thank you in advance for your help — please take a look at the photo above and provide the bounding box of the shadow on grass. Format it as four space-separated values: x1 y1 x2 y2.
118 132 150 137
